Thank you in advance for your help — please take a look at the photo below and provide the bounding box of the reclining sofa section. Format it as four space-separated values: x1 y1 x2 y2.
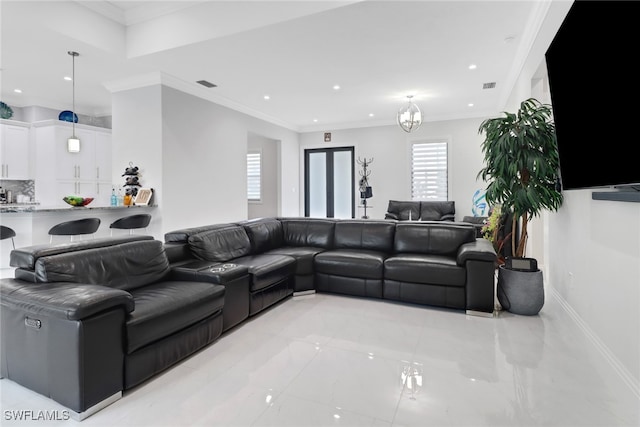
164 217 497 317
1 236 225 420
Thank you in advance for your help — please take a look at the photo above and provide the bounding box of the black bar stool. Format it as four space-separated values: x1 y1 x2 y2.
1 225 16 249
109 214 151 236
48 218 101 243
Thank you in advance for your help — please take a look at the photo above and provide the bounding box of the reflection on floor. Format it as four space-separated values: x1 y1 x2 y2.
1 292 638 426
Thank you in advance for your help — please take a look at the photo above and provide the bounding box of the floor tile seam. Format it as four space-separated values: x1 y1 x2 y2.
271 390 396 425
245 350 326 427
320 337 417 365
549 286 640 399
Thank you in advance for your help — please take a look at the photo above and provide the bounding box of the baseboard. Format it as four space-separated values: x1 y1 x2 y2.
550 287 640 399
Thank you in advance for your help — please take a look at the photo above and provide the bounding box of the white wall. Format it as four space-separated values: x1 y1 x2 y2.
112 84 300 237
248 133 279 219
549 191 640 386
299 119 487 221
506 0 640 392
112 85 164 240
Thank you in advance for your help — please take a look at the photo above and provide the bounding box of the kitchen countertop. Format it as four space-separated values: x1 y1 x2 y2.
0 204 156 213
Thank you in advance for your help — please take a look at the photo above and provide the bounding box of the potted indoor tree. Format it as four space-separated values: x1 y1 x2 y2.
477 98 563 315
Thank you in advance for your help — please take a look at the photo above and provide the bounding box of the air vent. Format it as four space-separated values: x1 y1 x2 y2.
483 82 496 89
196 80 217 88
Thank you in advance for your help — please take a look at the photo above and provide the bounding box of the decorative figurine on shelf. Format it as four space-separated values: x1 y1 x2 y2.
357 157 373 219
121 161 141 198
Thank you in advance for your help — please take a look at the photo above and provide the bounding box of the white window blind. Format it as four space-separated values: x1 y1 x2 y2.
411 141 448 200
247 152 261 201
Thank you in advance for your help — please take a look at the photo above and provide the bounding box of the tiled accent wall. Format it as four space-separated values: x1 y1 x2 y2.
0 180 35 203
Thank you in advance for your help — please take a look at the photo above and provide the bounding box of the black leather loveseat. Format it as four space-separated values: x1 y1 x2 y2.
384 200 456 221
164 217 497 321
0 235 225 420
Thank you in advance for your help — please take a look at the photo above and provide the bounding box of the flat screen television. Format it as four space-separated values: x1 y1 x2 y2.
545 0 640 191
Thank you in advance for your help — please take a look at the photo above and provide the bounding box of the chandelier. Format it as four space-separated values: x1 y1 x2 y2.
397 95 422 133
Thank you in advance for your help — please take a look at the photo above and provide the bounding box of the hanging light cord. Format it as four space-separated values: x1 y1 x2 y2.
68 51 79 136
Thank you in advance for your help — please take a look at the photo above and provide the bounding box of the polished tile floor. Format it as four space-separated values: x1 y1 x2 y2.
1 292 638 426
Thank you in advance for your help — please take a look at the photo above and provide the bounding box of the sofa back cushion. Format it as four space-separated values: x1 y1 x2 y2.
10 235 154 270
281 218 335 248
188 226 251 262
164 223 234 243
386 200 420 221
394 222 475 255
34 240 170 290
241 218 284 253
419 201 455 221
334 220 395 252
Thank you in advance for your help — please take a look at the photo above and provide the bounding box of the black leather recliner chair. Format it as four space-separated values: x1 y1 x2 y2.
1 236 226 419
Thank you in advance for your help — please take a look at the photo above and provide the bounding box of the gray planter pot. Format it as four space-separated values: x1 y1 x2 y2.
497 265 544 315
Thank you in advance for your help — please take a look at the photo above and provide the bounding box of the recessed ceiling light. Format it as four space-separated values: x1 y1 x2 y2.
333 85 340 90
468 64 477 70
263 95 270 100
369 113 374 117
313 119 318 122
64 76 72 81
14 89 22 93
468 103 474 107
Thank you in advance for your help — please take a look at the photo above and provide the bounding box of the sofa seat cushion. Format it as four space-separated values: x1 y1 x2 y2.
384 254 465 287
126 281 225 354
231 254 296 292
266 246 325 275
315 249 386 279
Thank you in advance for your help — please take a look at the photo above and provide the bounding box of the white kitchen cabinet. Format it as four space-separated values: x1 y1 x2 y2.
55 128 96 181
34 121 112 207
0 121 31 179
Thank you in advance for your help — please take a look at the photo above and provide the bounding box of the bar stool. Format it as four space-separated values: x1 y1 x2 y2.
109 214 151 236
48 218 101 243
1 225 17 249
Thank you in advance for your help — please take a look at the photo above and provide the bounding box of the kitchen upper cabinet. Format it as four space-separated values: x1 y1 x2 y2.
34 121 112 207
55 128 96 181
94 131 112 182
0 121 31 179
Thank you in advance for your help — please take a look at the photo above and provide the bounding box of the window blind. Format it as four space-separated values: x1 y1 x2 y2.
411 141 448 200
247 152 261 201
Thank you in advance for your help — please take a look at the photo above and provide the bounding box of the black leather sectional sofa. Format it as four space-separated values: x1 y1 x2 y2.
0 217 496 420
164 217 497 324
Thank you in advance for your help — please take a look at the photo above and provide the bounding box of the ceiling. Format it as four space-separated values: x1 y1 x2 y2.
0 1 573 132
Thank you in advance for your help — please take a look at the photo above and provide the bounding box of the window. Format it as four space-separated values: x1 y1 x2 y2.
411 140 448 200
247 151 261 201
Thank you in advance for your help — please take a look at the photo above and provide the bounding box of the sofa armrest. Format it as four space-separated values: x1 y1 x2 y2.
0 279 134 321
456 238 497 265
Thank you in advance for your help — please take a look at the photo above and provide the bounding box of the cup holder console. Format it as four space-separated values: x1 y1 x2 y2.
210 263 236 273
